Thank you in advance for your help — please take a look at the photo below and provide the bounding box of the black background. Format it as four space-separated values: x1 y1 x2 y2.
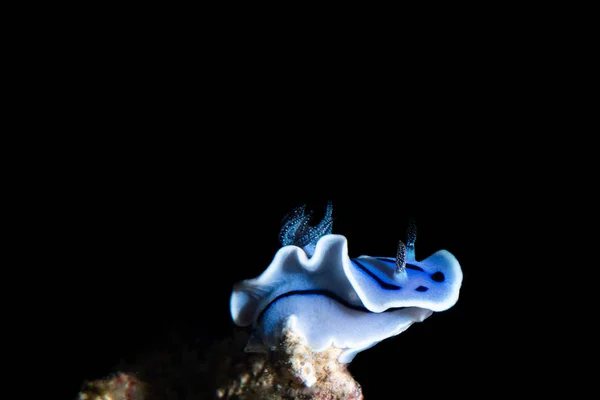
24 9 585 398
47 140 544 398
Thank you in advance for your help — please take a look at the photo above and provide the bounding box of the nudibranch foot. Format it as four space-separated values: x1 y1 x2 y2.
257 294 433 363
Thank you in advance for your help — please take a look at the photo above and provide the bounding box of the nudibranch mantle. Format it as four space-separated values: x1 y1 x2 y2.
230 205 463 363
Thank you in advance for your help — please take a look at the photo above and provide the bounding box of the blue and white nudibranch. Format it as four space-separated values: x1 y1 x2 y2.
230 202 463 363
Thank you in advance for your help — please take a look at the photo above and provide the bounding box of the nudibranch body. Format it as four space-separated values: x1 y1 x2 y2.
230 203 463 363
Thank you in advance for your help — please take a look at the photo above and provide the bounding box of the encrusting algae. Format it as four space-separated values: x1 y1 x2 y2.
215 327 363 399
76 328 362 400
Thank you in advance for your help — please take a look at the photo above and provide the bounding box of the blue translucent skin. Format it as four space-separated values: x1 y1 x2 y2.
230 234 463 363
348 250 462 313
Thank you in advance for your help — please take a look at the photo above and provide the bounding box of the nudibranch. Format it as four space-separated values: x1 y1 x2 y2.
230 202 463 363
